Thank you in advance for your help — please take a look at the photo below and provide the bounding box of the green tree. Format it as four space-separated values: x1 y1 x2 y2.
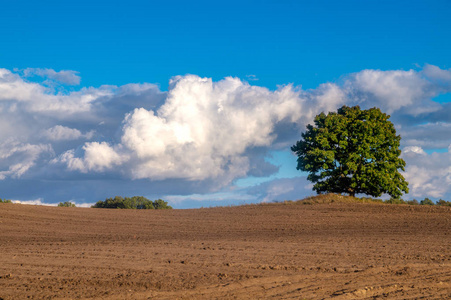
291 105 409 198
153 199 172 209
420 198 434 205
58 201 76 207
437 199 451 206
385 198 406 205
407 199 419 205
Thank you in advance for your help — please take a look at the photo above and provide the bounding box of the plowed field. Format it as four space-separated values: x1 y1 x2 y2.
1 200 450 299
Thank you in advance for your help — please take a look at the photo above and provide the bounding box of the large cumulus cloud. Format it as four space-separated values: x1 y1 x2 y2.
0 65 451 204
56 75 306 187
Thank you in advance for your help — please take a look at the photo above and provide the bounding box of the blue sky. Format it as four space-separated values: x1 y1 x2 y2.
3 0 450 89
0 1 450 208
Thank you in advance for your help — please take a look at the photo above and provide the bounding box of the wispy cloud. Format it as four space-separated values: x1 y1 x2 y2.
12 198 55 206
21 68 81 85
11 198 94 207
43 125 94 141
246 74 259 81
0 142 53 180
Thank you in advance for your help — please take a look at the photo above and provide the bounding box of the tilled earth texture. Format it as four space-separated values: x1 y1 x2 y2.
1 197 451 299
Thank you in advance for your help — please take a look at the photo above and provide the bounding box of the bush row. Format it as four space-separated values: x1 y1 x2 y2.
383 197 451 206
91 196 172 209
58 201 76 207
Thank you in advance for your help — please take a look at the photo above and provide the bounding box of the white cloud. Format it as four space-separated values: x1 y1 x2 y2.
10 198 94 207
58 142 125 173
0 141 53 180
11 198 54 206
402 146 451 198
246 74 258 81
303 82 346 119
0 68 114 117
56 75 306 184
344 68 440 115
22 68 81 85
422 64 451 83
43 125 94 141
403 146 427 156
0 68 47 102
73 202 95 208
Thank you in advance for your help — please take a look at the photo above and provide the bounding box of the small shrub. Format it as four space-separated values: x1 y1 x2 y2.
153 199 172 209
368 198 384 203
58 201 76 207
384 198 407 205
407 199 419 205
420 198 435 205
0 199 12 203
437 199 451 207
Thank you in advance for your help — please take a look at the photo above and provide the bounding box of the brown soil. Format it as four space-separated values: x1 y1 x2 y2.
1 198 450 299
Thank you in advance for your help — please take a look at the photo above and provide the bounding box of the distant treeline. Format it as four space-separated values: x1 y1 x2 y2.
284 195 451 206
351 197 451 206
58 201 76 207
3 196 451 208
92 196 172 209
383 197 451 206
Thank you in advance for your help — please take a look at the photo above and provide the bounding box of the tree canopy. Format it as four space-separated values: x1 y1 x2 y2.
291 105 409 198
92 196 172 209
